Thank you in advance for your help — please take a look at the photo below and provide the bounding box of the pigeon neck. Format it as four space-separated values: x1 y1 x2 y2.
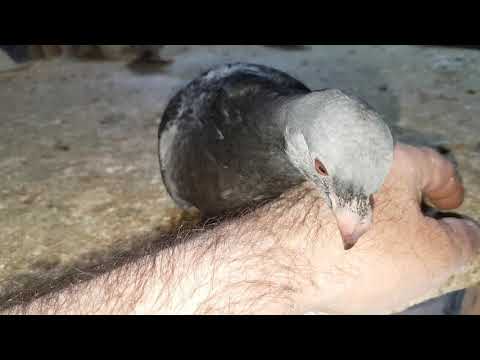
276 94 319 180
271 93 312 128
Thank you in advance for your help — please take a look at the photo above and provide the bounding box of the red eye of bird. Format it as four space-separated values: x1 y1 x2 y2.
315 159 328 176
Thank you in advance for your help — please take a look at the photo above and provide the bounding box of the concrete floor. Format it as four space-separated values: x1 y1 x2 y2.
0 45 479 313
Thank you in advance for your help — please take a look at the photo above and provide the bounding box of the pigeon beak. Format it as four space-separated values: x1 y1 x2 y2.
334 208 373 250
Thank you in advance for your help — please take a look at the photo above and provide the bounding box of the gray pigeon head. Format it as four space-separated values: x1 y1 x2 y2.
284 89 394 249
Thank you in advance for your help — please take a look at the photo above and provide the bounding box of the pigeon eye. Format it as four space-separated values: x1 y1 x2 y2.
315 159 328 176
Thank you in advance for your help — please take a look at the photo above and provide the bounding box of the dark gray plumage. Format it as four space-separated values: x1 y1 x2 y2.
159 63 394 249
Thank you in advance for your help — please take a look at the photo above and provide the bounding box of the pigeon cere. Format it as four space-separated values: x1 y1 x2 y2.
0 45 479 316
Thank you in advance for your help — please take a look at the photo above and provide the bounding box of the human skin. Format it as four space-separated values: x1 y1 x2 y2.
2 143 479 315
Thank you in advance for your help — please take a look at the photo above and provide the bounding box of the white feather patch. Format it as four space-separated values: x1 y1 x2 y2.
284 127 312 175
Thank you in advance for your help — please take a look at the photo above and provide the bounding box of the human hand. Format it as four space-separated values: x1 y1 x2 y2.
6 144 477 316
262 143 480 314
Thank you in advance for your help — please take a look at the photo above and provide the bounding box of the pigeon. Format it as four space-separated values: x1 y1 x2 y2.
158 63 394 250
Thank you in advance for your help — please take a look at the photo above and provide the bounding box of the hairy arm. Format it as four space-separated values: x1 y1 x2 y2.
3 187 325 315
3 144 479 315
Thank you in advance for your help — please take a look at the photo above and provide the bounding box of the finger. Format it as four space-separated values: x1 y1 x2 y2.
400 144 465 210
427 217 480 270
323 217 480 315
402 217 480 303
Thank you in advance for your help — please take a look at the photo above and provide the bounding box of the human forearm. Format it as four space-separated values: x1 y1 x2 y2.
4 144 479 315
4 186 325 315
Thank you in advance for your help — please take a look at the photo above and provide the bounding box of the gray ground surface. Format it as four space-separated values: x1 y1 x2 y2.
0 45 479 313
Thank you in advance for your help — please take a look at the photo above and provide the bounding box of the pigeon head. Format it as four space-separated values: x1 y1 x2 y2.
284 89 394 250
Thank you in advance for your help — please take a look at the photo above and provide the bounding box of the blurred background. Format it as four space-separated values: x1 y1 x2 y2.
0 45 479 314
